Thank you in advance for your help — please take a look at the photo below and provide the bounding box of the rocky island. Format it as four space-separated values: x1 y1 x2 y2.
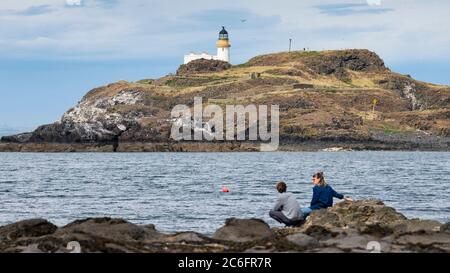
1 49 449 152
1 200 449 253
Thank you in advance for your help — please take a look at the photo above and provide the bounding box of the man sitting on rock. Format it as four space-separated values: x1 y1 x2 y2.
269 182 304 227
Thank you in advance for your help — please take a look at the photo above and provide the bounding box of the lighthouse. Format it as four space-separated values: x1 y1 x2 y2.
183 26 231 64
216 26 231 63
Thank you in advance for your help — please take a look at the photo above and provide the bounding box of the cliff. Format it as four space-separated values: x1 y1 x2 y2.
1 49 449 151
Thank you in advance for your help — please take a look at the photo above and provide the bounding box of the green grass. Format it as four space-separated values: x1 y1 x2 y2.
341 78 353 85
136 79 154 84
232 63 250 68
376 122 414 135
164 76 229 88
291 51 321 58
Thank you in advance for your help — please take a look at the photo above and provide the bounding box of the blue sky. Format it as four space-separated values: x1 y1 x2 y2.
0 0 449 131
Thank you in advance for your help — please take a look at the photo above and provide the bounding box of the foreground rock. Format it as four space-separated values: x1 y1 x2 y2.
0 219 57 241
213 218 275 242
0 200 448 253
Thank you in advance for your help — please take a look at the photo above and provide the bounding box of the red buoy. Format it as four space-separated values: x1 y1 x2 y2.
221 186 229 193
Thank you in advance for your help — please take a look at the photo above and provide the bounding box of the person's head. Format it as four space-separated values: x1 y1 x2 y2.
276 181 287 193
312 171 327 187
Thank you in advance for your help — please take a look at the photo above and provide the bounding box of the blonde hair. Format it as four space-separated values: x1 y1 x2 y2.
313 171 327 187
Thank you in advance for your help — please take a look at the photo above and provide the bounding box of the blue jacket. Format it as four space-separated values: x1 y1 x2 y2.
310 185 343 210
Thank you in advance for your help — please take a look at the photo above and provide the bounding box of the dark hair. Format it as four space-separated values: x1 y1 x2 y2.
313 171 327 187
276 182 287 193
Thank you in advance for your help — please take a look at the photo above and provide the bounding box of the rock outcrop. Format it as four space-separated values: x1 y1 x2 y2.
247 49 386 72
0 200 448 253
29 85 143 143
302 49 387 81
212 218 275 242
176 59 231 76
0 219 57 241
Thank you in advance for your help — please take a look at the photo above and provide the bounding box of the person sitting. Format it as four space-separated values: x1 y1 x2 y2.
302 171 352 218
269 182 304 227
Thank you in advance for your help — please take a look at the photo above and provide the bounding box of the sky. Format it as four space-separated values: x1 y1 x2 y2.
0 0 449 131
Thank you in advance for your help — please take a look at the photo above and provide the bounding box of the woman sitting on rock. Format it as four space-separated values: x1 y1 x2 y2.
302 171 352 218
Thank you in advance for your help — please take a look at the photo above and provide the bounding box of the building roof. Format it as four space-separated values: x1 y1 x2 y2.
219 26 228 35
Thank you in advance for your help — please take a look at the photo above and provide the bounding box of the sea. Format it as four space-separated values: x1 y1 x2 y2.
0 152 449 234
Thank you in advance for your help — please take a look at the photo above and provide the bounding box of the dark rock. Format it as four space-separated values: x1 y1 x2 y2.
441 222 450 233
56 217 163 242
247 49 386 72
388 219 442 235
305 210 342 229
161 232 206 243
358 222 395 237
374 75 430 110
332 114 363 130
299 200 411 240
334 67 351 81
176 59 231 75
303 49 387 77
303 225 339 240
213 218 275 242
293 83 314 89
0 132 32 143
243 245 276 253
317 200 406 229
312 247 346 253
285 233 319 249
250 72 261 79
393 233 450 253
321 233 377 252
0 219 57 241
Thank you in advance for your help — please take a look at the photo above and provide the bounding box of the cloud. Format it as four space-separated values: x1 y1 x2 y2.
65 0 119 9
18 5 54 16
367 0 382 6
95 0 119 9
184 8 280 28
0 5 55 16
314 2 393 16
0 0 449 64
66 0 82 7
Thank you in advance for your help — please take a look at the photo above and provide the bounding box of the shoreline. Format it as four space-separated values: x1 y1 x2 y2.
1 200 449 253
1 140 449 152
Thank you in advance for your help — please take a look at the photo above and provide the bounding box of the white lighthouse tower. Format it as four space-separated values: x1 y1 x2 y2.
183 27 231 64
216 26 231 63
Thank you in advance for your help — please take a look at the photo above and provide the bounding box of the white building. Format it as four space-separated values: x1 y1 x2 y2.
184 26 231 64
